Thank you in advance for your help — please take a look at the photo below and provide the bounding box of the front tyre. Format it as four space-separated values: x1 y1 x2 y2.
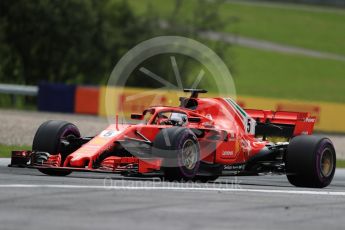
285 135 336 188
153 127 200 181
32 120 80 176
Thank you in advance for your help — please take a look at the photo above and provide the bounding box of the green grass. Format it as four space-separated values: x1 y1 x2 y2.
0 95 36 110
180 42 345 103
337 160 345 168
125 0 345 55
229 46 345 103
0 144 31 158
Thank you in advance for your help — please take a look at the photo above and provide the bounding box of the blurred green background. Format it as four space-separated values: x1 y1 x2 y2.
0 0 344 107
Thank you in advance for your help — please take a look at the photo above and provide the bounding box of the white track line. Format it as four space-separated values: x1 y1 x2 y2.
1 184 345 196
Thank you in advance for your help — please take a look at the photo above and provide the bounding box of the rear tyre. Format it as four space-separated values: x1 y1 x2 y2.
153 127 200 181
285 135 336 188
32 120 80 176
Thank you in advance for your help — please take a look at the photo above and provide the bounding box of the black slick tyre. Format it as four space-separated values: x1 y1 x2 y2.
285 135 336 188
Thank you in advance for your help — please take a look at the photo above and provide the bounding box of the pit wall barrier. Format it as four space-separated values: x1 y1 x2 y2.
98 86 345 133
37 83 76 113
37 83 345 133
74 86 99 115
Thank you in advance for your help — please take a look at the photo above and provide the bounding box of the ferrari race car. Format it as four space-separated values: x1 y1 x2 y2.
9 89 336 188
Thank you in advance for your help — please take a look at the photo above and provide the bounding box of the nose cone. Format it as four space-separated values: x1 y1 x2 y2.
66 155 91 168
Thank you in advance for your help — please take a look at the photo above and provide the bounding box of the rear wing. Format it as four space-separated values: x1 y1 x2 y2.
245 109 316 138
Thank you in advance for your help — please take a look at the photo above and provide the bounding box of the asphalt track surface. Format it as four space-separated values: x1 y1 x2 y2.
1 158 345 230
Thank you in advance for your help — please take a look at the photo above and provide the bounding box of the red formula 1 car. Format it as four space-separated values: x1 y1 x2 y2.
10 89 336 188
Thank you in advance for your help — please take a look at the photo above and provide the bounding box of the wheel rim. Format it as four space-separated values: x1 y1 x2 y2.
181 140 198 170
58 126 80 154
320 148 334 177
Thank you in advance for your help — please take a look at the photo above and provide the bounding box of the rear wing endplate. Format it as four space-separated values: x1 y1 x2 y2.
245 109 316 138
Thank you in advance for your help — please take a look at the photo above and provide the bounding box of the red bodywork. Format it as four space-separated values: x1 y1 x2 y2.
10 96 316 175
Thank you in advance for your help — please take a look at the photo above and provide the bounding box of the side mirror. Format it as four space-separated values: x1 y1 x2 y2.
131 113 144 120
188 117 201 123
